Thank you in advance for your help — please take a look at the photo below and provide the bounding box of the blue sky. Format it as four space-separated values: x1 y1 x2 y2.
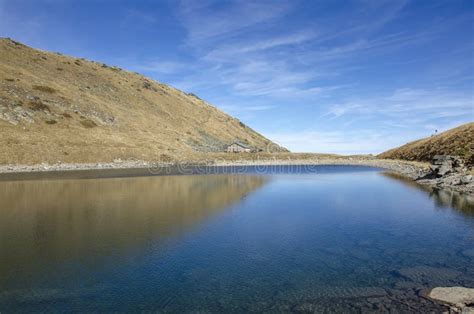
1 0 473 154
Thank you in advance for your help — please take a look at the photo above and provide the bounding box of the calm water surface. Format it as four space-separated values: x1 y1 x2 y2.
0 166 473 312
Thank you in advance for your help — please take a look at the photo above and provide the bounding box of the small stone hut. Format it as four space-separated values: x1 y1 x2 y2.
226 141 251 153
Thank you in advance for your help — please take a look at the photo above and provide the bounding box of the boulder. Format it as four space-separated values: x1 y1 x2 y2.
433 155 450 163
461 175 473 185
438 163 453 176
428 287 474 313
442 175 461 186
429 155 466 178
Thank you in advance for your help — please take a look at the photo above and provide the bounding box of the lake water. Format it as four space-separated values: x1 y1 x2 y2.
1 165 473 312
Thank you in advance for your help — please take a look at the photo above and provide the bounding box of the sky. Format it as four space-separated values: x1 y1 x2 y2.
0 0 473 154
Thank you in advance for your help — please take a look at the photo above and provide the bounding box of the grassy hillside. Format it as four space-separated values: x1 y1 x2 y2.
379 123 474 166
0 38 286 165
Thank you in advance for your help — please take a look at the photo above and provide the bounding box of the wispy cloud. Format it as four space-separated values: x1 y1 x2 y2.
129 60 188 75
321 88 473 130
220 104 274 113
261 85 472 154
178 0 291 44
165 0 430 102
204 31 317 61
267 129 400 155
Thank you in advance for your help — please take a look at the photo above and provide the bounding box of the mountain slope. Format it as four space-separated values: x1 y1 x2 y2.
379 123 474 166
0 38 286 165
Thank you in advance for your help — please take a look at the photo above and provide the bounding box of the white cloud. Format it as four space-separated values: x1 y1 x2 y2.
167 0 433 104
178 0 291 44
220 104 274 113
267 129 400 155
324 88 474 123
130 60 188 74
204 31 317 61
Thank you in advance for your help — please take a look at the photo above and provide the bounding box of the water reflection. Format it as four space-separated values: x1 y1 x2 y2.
0 174 268 286
382 172 474 216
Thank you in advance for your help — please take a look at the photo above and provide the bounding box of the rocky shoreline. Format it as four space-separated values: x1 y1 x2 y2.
0 157 472 194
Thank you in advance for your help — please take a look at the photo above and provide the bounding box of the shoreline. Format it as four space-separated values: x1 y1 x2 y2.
0 158 472 194
0 157 427 173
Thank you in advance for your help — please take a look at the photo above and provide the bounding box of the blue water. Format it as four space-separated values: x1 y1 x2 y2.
0 166 473 312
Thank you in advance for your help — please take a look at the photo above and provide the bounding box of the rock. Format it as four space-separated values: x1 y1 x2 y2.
429 287 474 312
462 249 474 258
397 266 461 282
439 175 462 186
429 164 439 173
433 155 463 165
423 155 472 191
461 175 473 185
437 163 453 176
433 155 449 161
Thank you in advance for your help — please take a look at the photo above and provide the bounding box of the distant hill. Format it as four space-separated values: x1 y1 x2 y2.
0 38 286 165
379 123 474 166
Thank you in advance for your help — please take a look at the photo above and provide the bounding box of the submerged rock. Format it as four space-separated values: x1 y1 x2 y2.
462 249 474 258
396 266 461 282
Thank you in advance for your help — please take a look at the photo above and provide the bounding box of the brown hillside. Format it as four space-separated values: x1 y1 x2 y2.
378 123 474 166
0 38 286 165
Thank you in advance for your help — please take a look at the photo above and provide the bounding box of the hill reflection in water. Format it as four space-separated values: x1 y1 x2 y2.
0 174 268 285
382 172 474 217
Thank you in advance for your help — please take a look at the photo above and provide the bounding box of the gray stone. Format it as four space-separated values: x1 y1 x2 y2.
430 164 440 172
441 175 462 185
429 287 474 312
463 307 474 313
438 163 453 176
433 155 451 163
427 155 469 180
461 175 473 184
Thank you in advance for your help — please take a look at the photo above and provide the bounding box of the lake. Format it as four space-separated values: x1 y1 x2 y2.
1 165 473 312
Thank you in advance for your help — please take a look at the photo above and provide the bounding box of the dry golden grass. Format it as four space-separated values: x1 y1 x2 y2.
378 123 474 165
0 38 286 165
